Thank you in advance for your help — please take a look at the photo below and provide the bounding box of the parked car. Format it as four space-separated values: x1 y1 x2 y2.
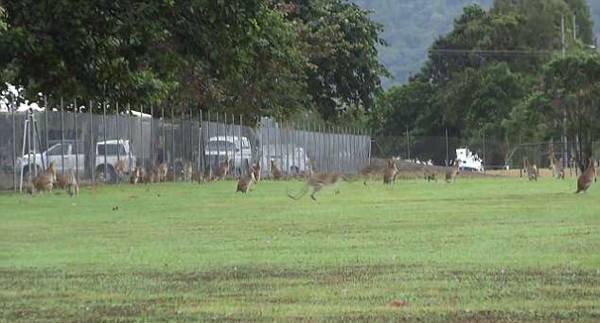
261 144 310 175
204 136 252 172
17 139 136 182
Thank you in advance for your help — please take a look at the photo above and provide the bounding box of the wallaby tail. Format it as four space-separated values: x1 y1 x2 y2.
287 184 309 200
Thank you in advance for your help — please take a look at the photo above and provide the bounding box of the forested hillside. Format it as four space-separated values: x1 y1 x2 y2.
355 0 599 87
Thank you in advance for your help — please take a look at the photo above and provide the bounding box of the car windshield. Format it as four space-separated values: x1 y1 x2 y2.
47 144 67 156
98 144 126 156
207 141 237 151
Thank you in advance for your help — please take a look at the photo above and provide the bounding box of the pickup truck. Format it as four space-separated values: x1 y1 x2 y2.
17 139 136 183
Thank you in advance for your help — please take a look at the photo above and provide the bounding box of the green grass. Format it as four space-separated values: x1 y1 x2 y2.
1 178 600 322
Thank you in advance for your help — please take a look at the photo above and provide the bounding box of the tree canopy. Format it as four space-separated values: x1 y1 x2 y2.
0 0 387 123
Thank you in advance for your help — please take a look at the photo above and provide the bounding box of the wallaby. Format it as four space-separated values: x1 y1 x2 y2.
66 169 79 197
55 173 69 189
157 163 168 182
114 160 127 181
576 158 596 194
271 160 282 180
287 172 345 201
236 171 256 194
252 161 262 183
424 167 437 182
183 162 193 182
523 158 538 181
549 154 565 180
129 167 142 184
383 159 398 185
214 157 230 180
29 162 57 194
143 168 158 184
445 161 460 183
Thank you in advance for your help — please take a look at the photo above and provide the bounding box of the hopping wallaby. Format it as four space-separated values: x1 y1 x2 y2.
445 161 460 183
576 158 596 194
66 169 79 197
287 172 345 201
523 158 538 181
271 160 282 180
236 171 256 194
383 159 398 185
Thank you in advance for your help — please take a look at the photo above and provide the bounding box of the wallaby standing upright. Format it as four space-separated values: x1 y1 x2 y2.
214 157 230 180
383 159 398 185
523 158 538 181
445 161 460 183
549 154 565 179
236 171 256 194
67 169 79 197
253 161 262 183
271 160 282 180
576 158 596 194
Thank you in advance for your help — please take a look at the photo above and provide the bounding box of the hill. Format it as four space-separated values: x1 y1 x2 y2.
354 0 599 87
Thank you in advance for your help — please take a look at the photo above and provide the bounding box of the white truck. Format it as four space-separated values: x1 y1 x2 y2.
204 136 252 172
455 148 484 172
17 139 136 182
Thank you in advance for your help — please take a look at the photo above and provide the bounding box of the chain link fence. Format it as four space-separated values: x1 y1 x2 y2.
372 132 600 177
0 101 371 191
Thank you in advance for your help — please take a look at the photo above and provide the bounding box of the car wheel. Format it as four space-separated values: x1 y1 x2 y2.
96 166 117 183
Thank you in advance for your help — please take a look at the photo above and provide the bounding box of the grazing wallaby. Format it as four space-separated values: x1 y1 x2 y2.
287 172 345 201
129 167 142 184
192 170 204 183
66 169 79 197
55 174 69 189
30 162 58 193
143 168 158 184
445 162 460 183
252 161 262 183
523 158 538 181
383 159 398 185
114 160 127 181
424 168 437 182
576 158 596 194
236 171 256 194
271 160 282 180
203 166 213 182
214 157 231 180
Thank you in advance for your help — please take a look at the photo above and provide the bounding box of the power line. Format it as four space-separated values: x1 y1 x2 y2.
429 48 554 57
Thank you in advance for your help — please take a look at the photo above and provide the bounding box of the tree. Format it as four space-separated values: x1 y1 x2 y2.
286 0 389 121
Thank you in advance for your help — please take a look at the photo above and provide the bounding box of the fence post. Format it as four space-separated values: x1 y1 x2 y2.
44 96 48 153
171 107 175 181
239 114 243 175
198 109 203 173
482 129 486 174
140 105 145 172
60 97 65 175
103 101 107 182
90 100 95 186
115 102 120 183
74 99 79 181
127 104 132 175
11 101 16 191
150 105 153 167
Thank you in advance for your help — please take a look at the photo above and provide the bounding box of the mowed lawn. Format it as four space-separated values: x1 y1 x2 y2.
1 177 600 322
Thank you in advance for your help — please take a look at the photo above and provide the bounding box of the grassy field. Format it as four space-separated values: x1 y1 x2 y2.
1 177 600 322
